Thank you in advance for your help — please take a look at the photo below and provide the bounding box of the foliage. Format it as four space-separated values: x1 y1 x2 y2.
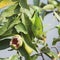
0 0 60 60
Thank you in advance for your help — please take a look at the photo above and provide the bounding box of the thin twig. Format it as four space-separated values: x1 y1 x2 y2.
41 53 45 60
19 56 22 60
17 50 22 60
17 50 20 55
51 46 59 53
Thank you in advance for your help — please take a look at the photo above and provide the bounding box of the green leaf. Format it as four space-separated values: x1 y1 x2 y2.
8 55 18 60
52 37 60 45
21 13 32 29
41 46 58 59
20 8 34 18
15 23 27 34
19 46 31 60
0 16 8 26
0 39 10 50
48 0 58 7
0 28 17 39
0 16 18 38
19 0 29 9
0 3 18 17
43 4 54 11
0 58 8 60
22 34 37 52
0 20 9 36
21 13 34 39
8 17 20 29
33 0 40 6
2 29 14 37
31 54 39 60
57 2 60 12
31 12 43 38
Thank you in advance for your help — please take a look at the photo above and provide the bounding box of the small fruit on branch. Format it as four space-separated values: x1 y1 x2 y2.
10 35 23 49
